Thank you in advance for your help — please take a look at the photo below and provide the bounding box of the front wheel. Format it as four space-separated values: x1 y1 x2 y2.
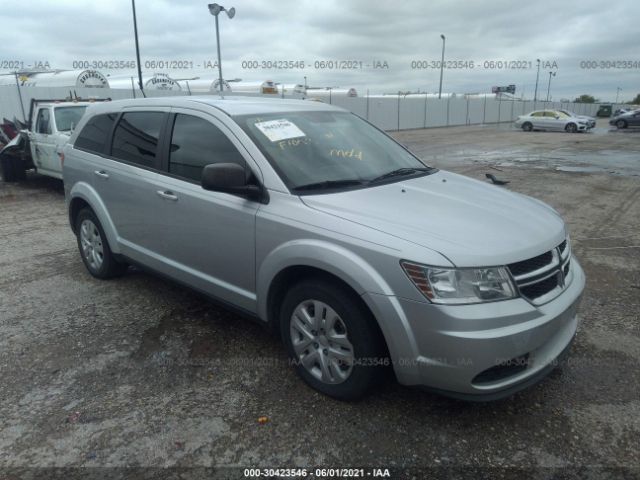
565 123 578 133
521 122 533 132
616 119 627 129
75 208 127 279
280 279 387 400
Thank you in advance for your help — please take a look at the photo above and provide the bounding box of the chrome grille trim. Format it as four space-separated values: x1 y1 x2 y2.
508 239 571 305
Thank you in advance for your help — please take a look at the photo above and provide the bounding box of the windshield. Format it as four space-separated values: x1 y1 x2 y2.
54 106 88 132
236 111 433 191
556 111 570 118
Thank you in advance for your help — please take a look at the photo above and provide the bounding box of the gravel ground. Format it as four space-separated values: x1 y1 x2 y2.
1 121 639 479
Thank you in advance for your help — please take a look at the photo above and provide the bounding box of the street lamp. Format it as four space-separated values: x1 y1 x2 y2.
208 3 235 94
438 34 445 99
546 71 556 101
131 0 145 97
533 58 541 102
616 87 621 103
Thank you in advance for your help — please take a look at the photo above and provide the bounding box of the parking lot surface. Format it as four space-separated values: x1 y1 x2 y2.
1 122 639 478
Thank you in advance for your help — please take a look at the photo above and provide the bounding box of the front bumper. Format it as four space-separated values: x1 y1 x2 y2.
364 256 585 400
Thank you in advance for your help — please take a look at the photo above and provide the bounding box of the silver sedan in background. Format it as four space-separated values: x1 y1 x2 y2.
515 110 591 133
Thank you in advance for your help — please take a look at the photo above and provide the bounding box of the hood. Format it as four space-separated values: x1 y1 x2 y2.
301 171 566 267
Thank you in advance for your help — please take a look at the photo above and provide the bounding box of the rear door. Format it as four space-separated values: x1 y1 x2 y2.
89 109 170 263
529 111 545 129
30 107 58 174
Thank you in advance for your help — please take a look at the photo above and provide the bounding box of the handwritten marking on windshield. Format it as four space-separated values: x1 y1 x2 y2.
330 148 364 160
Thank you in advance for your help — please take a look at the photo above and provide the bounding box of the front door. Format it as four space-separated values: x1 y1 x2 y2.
148 110 261 311
30 108 58 174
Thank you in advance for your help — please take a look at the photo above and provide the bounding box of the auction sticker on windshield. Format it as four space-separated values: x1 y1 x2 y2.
255 119 306 142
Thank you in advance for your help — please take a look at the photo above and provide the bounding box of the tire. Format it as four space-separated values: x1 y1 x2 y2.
75 208 127 279
12 157 26 181
280 279 387 400
565 123 578 133
616 120 627 129
522 122 533 132
0 155 16 182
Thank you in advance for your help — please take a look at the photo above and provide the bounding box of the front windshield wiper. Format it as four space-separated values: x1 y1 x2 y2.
369 167 434 184
291 179 366 192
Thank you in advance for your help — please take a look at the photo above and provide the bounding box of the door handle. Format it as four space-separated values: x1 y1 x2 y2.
156 190 178 201
94 170 109 179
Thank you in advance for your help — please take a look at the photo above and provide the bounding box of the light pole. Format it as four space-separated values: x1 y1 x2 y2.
208 3 235 94
546 71 556 101
131 0 145 97
533 58 541 102
616 87 621 103
438 34 445 99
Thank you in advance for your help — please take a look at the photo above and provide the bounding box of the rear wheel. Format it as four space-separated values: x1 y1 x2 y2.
565 123 578 133
280 279 387 400
0 155 16 182
616 119 627 129
522 122 533 132
75 208 127 279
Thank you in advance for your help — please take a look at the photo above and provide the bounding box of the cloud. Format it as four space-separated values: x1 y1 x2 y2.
0 0 638 101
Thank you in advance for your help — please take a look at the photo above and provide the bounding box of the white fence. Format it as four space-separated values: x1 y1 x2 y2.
0 85 626 132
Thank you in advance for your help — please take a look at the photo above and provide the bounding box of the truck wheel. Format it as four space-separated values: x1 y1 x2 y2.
75 208 127 279
1 156 16 182
280 278 387 400
565 123 578 133
12 157 26 181
522 122 533 132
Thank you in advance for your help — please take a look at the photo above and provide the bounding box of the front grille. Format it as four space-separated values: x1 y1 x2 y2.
508 239 571 305
520 274 559 299
508 251 553 277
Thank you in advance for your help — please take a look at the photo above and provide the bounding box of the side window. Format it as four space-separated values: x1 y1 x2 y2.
74 113 117 154
111 111 165 168
36 109 51 134
530 112 542 117
168 114 245 182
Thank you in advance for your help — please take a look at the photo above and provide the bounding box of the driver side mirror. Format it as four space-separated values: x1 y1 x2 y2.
201 163 265 202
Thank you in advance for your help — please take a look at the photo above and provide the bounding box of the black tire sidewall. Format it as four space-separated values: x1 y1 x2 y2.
75 208 124 279
566 123 577 133
1 156 15 182
522 122 532 132
617 120 626 129
280 279 386 400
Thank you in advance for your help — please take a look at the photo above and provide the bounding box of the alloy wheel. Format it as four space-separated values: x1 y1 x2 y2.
80 219 104 271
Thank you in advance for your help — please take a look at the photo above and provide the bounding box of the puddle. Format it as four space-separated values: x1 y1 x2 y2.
425 148 640 177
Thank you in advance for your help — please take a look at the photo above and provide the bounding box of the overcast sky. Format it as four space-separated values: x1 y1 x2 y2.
1 0 638 101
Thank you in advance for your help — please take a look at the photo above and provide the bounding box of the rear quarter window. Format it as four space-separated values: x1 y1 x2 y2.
75 113 118 155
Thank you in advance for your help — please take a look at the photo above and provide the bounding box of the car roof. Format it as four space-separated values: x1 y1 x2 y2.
82 95 345 117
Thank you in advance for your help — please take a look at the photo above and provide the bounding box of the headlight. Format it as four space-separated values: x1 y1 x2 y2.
401 261 518 304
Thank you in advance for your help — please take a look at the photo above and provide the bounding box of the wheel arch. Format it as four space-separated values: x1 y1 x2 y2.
68 182 121 254
259 240 394 338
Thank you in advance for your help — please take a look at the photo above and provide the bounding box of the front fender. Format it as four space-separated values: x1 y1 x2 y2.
256 239 394 320
257 240 421 372
68 182 121 254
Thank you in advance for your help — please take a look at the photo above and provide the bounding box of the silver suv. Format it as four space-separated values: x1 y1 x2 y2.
63 97 585 400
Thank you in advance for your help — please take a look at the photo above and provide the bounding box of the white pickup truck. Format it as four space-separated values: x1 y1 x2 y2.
1 99 98 182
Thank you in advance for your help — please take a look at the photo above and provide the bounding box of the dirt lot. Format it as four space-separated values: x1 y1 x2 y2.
1 121 639 479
